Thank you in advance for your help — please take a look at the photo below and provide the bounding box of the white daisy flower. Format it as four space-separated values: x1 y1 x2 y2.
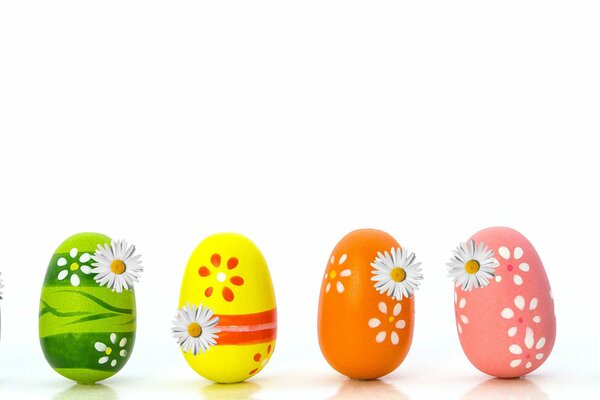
56 248 93 287
0 272 4 300
172 303 221 355
370 247 423 301
95 333 129 368
447 239 499 291
91 240 143 293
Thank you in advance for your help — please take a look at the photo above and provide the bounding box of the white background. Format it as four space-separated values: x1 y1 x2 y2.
1 1 599 399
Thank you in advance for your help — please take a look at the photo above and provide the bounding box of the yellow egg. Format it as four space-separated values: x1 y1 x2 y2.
175 233 277 383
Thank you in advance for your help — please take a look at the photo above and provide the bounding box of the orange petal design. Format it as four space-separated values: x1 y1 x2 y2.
222 286 234 302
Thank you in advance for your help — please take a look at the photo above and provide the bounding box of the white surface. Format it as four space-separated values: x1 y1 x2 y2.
1 1 599 398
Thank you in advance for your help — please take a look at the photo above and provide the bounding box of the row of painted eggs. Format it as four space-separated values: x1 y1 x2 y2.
3 227 555 384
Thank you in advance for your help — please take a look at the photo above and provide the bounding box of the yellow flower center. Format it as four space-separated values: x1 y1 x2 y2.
110 260 126 275
329 270 337 279
390 267 406 282
70 263 79 271
388 316 395 323
105 347 112 355
188 322 202 338
465 259 480 274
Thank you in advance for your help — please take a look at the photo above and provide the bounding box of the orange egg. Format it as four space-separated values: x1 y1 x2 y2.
318 229 418 379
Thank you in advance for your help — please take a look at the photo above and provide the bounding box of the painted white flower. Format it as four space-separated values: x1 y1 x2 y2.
371 247 423 300
56 248 93 287
368 301 406 345
454 292 469 334
509 327 546 369
501 295 541 337
172 302 221 355
448 240 499 291
0 272 4 300
91 240 143 293
324 253 351 294
95 333 129 368
498 245 530 286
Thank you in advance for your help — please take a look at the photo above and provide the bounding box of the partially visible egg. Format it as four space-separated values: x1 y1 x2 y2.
449 227 556 378
318 229 420 379
39 233 143 383
175 233 277 383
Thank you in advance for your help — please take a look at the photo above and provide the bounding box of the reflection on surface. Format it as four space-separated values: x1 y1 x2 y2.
328 379 410 400
53 383 118 400
462 378 550 400
201 381 262 400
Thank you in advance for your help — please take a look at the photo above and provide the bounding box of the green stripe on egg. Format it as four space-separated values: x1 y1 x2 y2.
39 232 137 384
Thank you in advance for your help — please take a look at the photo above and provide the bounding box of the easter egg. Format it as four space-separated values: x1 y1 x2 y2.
318 229 422 379
39 233 143 383
448 227 556 378
174 233 277 383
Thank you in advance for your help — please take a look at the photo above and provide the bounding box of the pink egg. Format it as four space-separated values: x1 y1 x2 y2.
450 227 556 378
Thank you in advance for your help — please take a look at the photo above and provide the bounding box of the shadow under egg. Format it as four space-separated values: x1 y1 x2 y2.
200 381 262 400
52 383 118 400
328 379 410 400
461 377 551 400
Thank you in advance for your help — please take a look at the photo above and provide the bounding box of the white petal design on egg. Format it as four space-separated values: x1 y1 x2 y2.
530 298 538 310
111 359 117 367
525 328 534 349
110 333 117 344
57 270 69 280
514 275 523 285
510 359 522 368
79 253 91 263
396 320 406 329
120 350 128 357
501 308 515 319
336 281 344 293
375 331 386 343
330 256 334 264
325 282 331 293
98 356 109 364
368 318 381 328
340 269 351 277
457 323 463 334
509 345 523 355
498 246 510 260
526 361 532 369
533 316 541 323
536 353 544 360
514 247 524 259
460 315 469 324
391 331 400 345
459 298 466 309
70 274 80 287
57 257 67 267
69 248 78 258
514 295 525 310
338 254 347 265
393 303 402 317
94 342 107 352
508 327 518 337
519 263 530 272
378 302 387 314
120 338 128 347
495 275 502 283
536 337 546 349
80 265 92 275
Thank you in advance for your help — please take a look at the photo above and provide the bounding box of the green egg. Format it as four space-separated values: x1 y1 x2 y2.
39 233 137 384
